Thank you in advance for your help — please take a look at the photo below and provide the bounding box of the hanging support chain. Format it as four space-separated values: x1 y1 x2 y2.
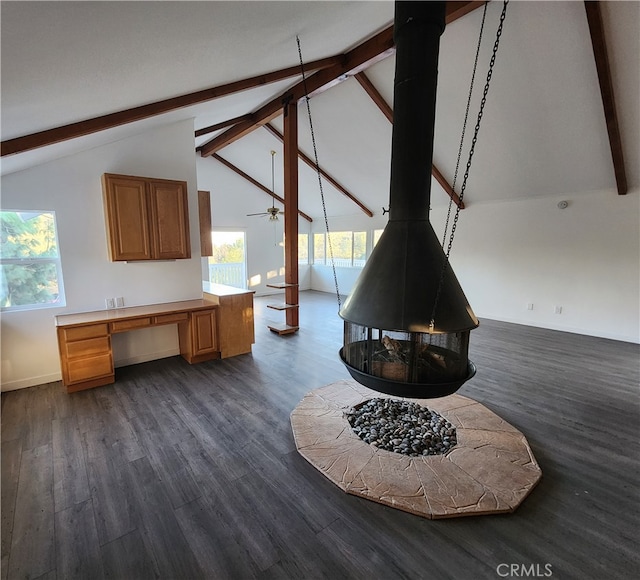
430 0 509 332
442 1 488 247
296 35 342 310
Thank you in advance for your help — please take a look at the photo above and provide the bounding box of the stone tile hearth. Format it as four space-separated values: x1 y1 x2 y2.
291 380 542 519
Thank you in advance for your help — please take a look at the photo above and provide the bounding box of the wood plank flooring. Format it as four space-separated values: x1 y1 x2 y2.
2 290 639 579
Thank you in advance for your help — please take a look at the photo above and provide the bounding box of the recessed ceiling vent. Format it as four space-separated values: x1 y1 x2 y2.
339 1 479 398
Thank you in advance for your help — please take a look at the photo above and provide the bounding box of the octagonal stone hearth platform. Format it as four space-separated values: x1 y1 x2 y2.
291 380 542 519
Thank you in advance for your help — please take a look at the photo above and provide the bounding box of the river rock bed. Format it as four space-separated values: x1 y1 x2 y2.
346 398 457 456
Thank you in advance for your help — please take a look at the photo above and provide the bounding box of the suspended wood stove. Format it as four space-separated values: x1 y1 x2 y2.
339 1 479 398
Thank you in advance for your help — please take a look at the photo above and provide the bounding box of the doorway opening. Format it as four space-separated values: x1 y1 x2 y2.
208 230 247 290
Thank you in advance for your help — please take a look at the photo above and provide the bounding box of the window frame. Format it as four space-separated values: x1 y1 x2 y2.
313 231 368 268
0 209 66 312
313 232 326 265
298 233 309 265
207 229 248 290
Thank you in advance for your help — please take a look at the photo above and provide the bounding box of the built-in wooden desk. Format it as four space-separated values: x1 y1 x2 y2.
56 286 255 393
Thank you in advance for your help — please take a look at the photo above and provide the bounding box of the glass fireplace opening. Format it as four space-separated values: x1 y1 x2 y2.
340 321 476 398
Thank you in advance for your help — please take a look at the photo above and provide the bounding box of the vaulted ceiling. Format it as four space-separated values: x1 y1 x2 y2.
1 1 638 219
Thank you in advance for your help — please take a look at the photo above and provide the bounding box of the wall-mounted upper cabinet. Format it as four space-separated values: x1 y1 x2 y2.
102 173 191 261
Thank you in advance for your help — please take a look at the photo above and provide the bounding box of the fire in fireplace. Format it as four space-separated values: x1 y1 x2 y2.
339 1 479 398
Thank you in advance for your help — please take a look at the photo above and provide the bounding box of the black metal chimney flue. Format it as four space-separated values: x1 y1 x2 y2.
339 1 479 398
388 1 444 223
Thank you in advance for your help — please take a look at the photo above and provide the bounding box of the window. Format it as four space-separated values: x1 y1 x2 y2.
328 231 352 267
208 230 247 289
313 233 326 265
353 231 366 267
313 231 367 268
298 234 309 264
0 210 66 311
373 229 384 247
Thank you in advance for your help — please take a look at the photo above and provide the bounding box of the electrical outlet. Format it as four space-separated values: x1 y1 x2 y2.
554 305 562 314
527 303 534 311
115 297 124 308
105 298 115 309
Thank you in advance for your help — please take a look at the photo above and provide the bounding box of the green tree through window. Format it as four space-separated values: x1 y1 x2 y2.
208 231 247 289
0 211 66 310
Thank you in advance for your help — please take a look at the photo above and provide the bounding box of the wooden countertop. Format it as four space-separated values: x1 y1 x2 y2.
55 298 218 328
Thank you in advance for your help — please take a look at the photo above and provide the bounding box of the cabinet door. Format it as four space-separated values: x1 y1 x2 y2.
148 180 191 259
198 190 213 257
102 174 152 261
191 310 218 356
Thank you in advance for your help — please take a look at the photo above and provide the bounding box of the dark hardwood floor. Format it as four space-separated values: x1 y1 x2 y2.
2 290 638 579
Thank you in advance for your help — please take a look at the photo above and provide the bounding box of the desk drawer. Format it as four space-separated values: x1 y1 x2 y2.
153 312 188 325
110 317 151 333
66 336 111 359
67 353 113 384
62 324 108 342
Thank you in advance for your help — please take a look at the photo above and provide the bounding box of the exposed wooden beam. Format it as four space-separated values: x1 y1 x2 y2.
354 72 393 123
195 114 253 138
445 1 487 24
211 153 313 223
304 44 395 100
431 165 465 209
1 56 340 157
303 3 485 100
198 26 396 157
2 1 482 158
263 123 374 217
283 100 299 329
199 1 484 160
354 72 465 209
584 1 627 195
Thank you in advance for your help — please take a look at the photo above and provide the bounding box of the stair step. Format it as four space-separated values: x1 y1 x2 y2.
266 303 299 311
267 323 299 335
266 283 299 289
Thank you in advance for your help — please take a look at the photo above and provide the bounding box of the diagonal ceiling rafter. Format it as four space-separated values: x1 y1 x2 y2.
198 2 484 210
354 71 465 209
211 153 313 223
584 1 627 195
1 56 341 157
2 2 484 160
263 123 374 217
195 115 253 138
197 26 396 157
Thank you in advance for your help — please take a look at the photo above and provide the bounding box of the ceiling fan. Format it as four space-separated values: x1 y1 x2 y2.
247 150 281 221
247 205 280 221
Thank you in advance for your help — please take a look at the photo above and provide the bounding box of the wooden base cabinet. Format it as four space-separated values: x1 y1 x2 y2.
179 309 219 363
203 283 255 358
57 323 114 392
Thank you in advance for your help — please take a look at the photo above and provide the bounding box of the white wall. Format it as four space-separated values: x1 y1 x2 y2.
446 190 639 343
1 120 204 390
310 191 640 344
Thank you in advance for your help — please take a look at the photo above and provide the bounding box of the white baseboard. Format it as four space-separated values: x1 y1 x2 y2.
1 372 62 392
1 349 181 392
479 315 639 344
